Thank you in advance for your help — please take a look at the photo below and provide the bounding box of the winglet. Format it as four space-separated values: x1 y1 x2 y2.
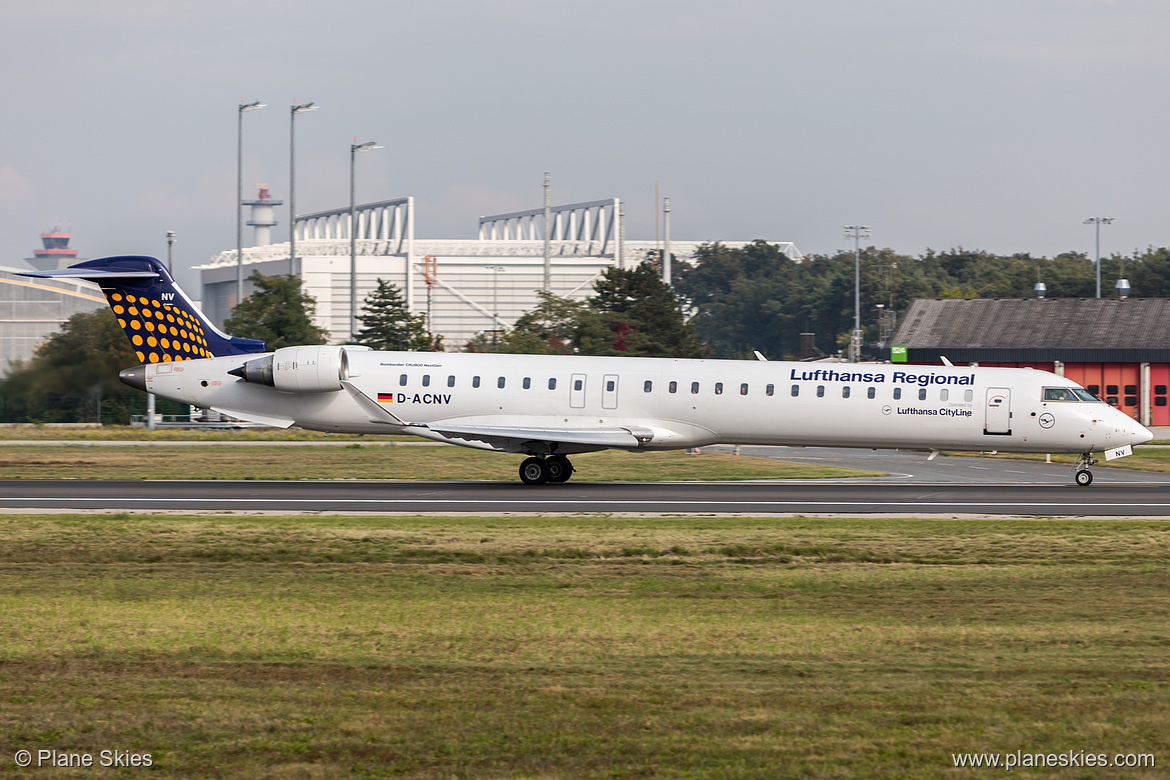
17 255 266 363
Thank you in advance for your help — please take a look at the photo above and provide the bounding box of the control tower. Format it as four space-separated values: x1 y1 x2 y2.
25 226 81 272
243 184 282 247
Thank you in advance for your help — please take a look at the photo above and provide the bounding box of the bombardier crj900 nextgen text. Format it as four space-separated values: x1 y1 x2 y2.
21 256 1154 486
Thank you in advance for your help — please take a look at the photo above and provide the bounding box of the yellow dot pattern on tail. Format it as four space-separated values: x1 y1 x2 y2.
107 291 211 363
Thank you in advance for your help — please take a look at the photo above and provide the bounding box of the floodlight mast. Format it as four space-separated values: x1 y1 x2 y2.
236 100 265 305
844 225 870 362
350 140 382 339
289 102 318 277
1083 217 1114 299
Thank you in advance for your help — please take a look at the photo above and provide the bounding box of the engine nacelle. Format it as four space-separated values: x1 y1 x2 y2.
229 345 351 393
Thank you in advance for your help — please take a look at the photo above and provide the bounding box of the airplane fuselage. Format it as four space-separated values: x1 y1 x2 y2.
131 348 1150 457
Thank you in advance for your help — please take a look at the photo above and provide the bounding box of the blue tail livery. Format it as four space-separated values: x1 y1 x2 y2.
17 255 265 362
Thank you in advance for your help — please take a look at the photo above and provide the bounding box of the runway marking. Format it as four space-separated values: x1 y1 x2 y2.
10 498 1170 510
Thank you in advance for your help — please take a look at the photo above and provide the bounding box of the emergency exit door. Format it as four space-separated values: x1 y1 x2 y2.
602 374 619 409
985 388 1011 435
570 373 586 408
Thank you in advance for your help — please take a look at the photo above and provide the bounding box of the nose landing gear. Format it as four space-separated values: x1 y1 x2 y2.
1073 452 1098 487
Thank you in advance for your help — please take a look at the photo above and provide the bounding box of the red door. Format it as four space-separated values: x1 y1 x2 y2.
1152 365 1170 426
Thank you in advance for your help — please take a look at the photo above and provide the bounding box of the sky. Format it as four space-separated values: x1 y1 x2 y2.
2 0 1168 292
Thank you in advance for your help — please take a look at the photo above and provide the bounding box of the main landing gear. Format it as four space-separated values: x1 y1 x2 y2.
1073 452 1098 487
519 455 574 485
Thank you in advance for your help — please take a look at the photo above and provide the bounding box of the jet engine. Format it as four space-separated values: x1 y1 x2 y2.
228 345 351 394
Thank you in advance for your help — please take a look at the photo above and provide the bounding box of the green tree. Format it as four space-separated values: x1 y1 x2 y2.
675 241 800 359
354 279 436 351
576 262 705 358
499 291 587 354
224 271 328 350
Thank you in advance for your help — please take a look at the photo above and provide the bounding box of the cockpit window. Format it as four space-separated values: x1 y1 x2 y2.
1044 387 1104 402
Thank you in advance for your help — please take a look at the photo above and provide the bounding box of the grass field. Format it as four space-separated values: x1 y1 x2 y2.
0 513 1167 777
0 446 880 482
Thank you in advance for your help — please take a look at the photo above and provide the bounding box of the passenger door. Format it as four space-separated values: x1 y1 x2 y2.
984 388 1011 435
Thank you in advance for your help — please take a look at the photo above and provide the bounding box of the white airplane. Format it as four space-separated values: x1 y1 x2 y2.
21 256 1153 486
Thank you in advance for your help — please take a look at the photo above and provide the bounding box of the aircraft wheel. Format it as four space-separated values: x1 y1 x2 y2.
546 455 573 483
519 457 550 485
1075 469 1093 487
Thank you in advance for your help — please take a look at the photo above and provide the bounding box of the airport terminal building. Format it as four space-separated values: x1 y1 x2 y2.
890 297 1170 426
0 231 104 374
197 194 802 349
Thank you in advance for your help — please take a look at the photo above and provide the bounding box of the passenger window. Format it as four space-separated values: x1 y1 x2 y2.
791 385 799 397
867 387 876 399
964 389 973 402
940 389 948 401
498 377 506 389
842 386 851 398
399 374 408 386
816 385 825 398
606 380 615 392
669 381 677 394
422 375 430 387
472 375 481 388
548 378 557 390
644 380 653 393
740 383 748 395
893 388 902 400
691 382 699 394
447 375 455 387
766 384 774 397
918 388 927 401
574 379 583 391
715 382 723 395
523 377 531 389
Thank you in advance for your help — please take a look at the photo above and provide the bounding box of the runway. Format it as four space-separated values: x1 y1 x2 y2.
5 476 1170 515
3 445 1168 516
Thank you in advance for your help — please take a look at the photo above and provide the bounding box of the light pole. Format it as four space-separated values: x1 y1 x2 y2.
843 225 870 362
662 197 672 285
236 100 265 305
350 140 381 339
485 265 505 350
289 102 317 276
543 172 551 292
1084 217 1114 299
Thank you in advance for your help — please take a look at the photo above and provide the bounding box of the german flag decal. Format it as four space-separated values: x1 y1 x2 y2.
377 393 394 403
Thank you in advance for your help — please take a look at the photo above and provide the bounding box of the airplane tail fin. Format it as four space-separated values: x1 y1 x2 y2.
17 255 266 363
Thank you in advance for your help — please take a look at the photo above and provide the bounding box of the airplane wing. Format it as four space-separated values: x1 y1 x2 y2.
424 422 655 449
